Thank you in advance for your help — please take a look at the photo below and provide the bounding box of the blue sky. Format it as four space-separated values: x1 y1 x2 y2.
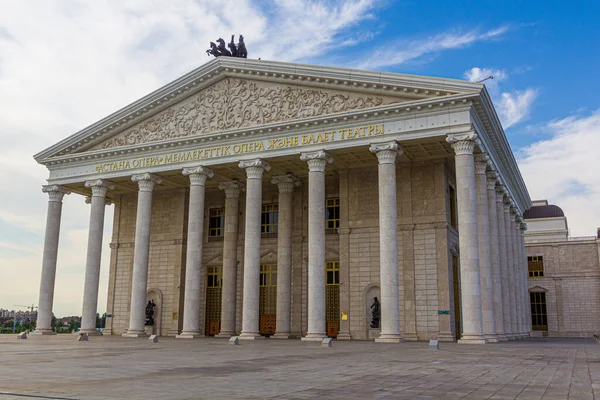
1 0 599 315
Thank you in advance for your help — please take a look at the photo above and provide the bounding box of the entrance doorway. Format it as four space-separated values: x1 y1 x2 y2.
259 263 277 336
205 266 222 336
452 255 461 341
530 292 548 331
326 261 340 338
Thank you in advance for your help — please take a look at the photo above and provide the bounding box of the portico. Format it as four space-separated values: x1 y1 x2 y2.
33 58 532 342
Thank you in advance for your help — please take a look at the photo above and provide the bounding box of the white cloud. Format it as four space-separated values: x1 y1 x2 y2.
356 26 508 70
518 110 600 236
0 0 379 317
496 89 538 128
464 67 537 129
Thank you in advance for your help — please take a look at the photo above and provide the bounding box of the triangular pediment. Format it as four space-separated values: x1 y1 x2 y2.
35 58 482 161
90 77 412 151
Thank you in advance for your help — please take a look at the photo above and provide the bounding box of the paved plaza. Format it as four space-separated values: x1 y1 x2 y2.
1 336 599 399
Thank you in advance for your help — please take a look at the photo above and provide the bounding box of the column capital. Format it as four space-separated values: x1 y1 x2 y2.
239 159 271 179
132 173 162 192
87 196 113 205
271 174 301 193
300 150 333 172
369 141 403 164
183 166 214 186
42 185 71 203
85 179 115 198
218 180 245 198
520 222 528 231
474 153 490 175
486 171 499 188
446 132 478 155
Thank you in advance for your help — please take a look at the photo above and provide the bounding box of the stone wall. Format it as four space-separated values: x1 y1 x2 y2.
526 240 600 337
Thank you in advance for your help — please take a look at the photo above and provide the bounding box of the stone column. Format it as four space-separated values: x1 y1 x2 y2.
496 186 513 339
520 222 531 335
511 207 524 338
272 174 300 339
513 212 524 338
123 173 162 337
486 172 506 341
503 198 517 339
300 150 333 341
216 181 244 338
474 155 497 343
370 141 403 343
239 159 270 339
32 185 71 335
176 167 213 338
80 180 114 335
446 133 487 344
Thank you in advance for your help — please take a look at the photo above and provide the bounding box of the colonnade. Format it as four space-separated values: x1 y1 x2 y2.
33 133 531 342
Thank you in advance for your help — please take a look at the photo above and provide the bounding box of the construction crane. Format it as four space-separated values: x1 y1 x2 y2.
14 304 38 313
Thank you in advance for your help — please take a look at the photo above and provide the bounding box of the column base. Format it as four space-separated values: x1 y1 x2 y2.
458 334 488 344
30 330 56 336
337 332 352 340
504 334 516 340
375 333 402 343
122 331 148 338
215 331 235 338
176 332 205 339
238 332 265 340
272 333 292 339
484 334 500 343
301 332 327 342
437 333 455 342
495 334 510 342
401 332 419 341
79 330 102 336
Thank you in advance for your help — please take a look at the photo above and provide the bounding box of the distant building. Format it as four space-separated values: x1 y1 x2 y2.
524 200 600 338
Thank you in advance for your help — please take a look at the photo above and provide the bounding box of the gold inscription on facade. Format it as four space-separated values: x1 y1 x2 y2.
94 123 384 173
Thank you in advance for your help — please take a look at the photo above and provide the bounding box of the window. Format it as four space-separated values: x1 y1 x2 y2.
261 204 278 233
325 198 340 229
449 186 457 228
528 255 544 278
208 208 225 237
326 261 340 285
207 266 222 288
260 264 277 287
530 292 548 331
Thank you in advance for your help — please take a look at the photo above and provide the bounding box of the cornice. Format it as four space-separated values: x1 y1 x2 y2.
34 57 480 162
39 93 476 169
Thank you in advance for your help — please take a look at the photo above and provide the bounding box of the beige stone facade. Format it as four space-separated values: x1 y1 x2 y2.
525 201 600 338
32 58 532 342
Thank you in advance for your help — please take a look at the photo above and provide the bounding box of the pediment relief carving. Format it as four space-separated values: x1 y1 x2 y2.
91 78 406 150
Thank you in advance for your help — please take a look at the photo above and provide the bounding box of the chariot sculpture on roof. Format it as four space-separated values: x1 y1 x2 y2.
206 35 247 58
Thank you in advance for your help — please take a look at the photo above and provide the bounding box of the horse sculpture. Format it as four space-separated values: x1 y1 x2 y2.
206 35 247 58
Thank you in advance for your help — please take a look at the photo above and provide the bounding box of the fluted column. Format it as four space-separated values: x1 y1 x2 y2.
503 198 517 339
123 173 162 337
487 172 506 341
239 159 271 340
33 185 71 335
370 141 403 343
513 212 524 338
496 186 513 339
520 222 531 335
446 133 487 344
177 167 213 339
216 181 244 338
474 154 497 342
510 207 523 338
80 180 114 335
300 150 333 341
272 174 300 339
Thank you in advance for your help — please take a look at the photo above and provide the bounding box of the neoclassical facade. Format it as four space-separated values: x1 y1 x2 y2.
32 58 532 342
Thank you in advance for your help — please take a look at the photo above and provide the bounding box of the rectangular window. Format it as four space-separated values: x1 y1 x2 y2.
528 255 544 278
208 208 225 237
325 198 340 230
449 186 457 228
260 264 277 287
326 261 340 285
261 204 278 234
207 266 222 288
530 292 548 331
